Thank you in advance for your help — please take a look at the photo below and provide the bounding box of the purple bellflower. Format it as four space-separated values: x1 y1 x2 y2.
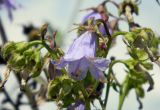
67 100 85 110
54 31 110 82
0 0 20 21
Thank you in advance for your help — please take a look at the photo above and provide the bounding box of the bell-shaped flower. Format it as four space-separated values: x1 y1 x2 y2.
54 31 110 82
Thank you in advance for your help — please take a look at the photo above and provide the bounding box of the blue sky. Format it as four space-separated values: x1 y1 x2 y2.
0 0 160 110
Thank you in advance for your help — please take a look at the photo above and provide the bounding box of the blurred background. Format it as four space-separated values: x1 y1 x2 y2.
0 0 160 110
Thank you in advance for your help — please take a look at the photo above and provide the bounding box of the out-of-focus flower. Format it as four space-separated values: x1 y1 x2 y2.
81 4 113 36
54 31 110 82
67 100 85 110
0 0 20 21
82 11 103 24
81 4 108 23
83 12 108 36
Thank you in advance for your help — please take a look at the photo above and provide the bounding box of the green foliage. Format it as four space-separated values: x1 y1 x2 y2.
47 75 80 108
1 1 160 110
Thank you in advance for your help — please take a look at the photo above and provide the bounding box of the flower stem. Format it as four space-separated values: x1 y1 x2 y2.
104 60 125 109
78 81 90 110
27 40 57 58
104 70 111 109
99 19 113 109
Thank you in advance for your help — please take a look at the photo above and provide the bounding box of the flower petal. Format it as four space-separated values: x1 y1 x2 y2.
64 31 97 60
68 57 89 80
90 58 110 71
82 11 102 24
89 64 106 82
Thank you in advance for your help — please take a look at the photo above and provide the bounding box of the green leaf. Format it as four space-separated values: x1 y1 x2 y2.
47 75 75 100
47 78 61 99
118 76 131 110
135 48 148 60
8 53 25 71
135 86 145 98
59 79 73 98
124 32 136 43
61 94 75 108
112 82 119 92
124 59 138 69
82 72 96 88
128 48 148 61
141 62 153 70
14 42 28 53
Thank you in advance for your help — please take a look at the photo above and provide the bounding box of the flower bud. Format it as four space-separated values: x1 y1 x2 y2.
1 42 15 59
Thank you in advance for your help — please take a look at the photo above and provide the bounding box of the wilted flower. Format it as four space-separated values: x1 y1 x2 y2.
0 0 20 20
67 100 85 110
48 60 62 80
55 31 110 82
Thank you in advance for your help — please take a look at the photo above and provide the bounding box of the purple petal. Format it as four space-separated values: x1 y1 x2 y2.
67 100 85 110
53 58 68 69
90 58 110 71
5 0 17 9
89 64 106 82
68 57 89 80
82 11 102 24
64 31 97 60
0 0 20 21
88 58 110 82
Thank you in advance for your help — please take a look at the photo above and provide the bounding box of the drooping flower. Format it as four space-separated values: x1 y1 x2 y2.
0 0 20 20
54 31 110 82
82 11 103 24
81 11 110 36
81 4 114 36
67 100 85 110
